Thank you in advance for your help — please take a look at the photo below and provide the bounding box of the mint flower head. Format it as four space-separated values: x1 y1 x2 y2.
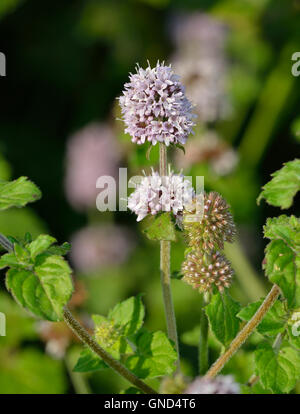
128 169 194 222
119 62 195 146
185 375 240 394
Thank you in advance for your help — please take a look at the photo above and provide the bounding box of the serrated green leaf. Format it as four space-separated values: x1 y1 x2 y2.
0 177 41 210
237 299 287 336
0 252 21 269
28 234 57 260
264 215 300 248
5 254 73 321
108 294 145 336
73 348 108 373
257 160 300 209
142 213 176 242
265 240 300 309
241 383 272 394
254 341 300 393
89 296 145 362
205 291 241 347
126 330 177 379
47 242 71 256
13 242 30 265
74 296 176 377
264 216 300 309
91 314 107 326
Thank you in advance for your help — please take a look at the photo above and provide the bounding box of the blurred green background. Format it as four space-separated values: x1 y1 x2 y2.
0 0 299 394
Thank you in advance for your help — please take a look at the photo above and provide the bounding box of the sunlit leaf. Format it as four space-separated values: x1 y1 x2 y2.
205 291 241 346
73 348 108 373
126 330 177 379
264 216 300 309
254 341 300 393
28 234 57 260
142 213 176 242
0 177 41 210
5 254 73 321
237 299 287 336
257 160 300 209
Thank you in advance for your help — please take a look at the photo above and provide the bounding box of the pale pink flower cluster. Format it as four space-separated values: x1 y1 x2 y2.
170 13 231 123
128 169 194 222
185 375 240 394
175 131 238 176
70 225 134 273
171 12 226 54
119 62 195 146
64 123 121 211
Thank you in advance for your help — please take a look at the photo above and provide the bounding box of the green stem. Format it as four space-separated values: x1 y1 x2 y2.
159 143 180 370
204 285 281 379
198 293 209 375
63 307 157 394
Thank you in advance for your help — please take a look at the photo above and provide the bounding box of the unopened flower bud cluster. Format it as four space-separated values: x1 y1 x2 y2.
182 192 236 293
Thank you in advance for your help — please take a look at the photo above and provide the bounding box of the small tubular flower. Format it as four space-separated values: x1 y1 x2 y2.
128 169 194 222
181 249 234 293
183 191 236 252
185 375 240 394
119 62 195 146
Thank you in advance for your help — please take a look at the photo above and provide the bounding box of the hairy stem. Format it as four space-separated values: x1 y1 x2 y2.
159 143 180 370
63 307 157 394
198 293 209 375
204 285 281 379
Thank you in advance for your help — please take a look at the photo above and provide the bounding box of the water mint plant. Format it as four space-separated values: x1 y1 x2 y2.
0 61 299 395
